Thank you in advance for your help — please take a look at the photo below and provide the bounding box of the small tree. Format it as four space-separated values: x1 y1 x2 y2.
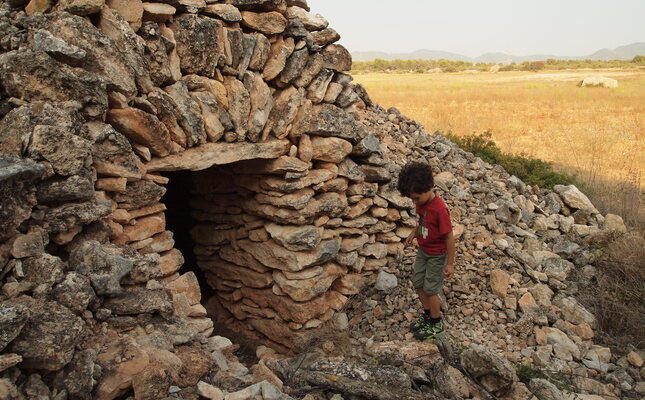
632 55 645 64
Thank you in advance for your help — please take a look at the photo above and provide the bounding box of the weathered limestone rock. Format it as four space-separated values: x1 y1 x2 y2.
249 32 271 71
293 103 363 142
273 262 345 301
307 68 334 103
240 287 347 324
601 213 626 232
107 107 173 157
293 52 324 88
164 80 207 146
238 238 340 272
276 48 309 88
528 378 567 400
489 269 510 297
0 302 30 352
312 28 340 46
285 6 328 30
0 51 109 118
37 174 94 204
460 345 518 396
142 2 176 22
256 188 315 210
553 185 598 213
321 44 352 71
106 0 144 31
42 201 112 234
310 136 352 163
243 191 346 225
236 156 309 175
554 296 596 327
264 86 304 139
8 300 84 371
337 158 366 182
36 13 148 97
103 287 171 315
52 273 97 315
98 7 156 94
91 125 144 179
146 139 291 171
223 28 256 76
56 0 104 15
360 165 391 183
244 71 274 142
201 259 272 288
169 14 223 78
203 3 242 21
190 91 227 143
580 76 618 88
265 223 324 251
69 241 134 296
166 272 202 305
25 0 54 15
0 157 48 241
241 11 287 34
29 126 91 176
262 37 295 81
544 327 581 360
223 75 251 140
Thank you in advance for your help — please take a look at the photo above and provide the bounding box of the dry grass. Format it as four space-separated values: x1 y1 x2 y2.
354 69 644 226
578 232 645 350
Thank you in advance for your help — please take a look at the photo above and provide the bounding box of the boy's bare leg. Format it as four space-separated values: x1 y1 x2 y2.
427 294 442 319
416 288 430 310
417 288 442 318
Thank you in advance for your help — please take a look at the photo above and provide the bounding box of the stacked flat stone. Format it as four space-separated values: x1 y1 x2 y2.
184 136 415 349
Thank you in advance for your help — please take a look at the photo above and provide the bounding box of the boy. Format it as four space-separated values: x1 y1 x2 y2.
397 162 455 340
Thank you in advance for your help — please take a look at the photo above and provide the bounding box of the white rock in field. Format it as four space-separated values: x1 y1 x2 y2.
579 76 618 88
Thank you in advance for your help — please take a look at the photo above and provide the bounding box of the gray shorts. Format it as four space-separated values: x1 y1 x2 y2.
412 250 447 295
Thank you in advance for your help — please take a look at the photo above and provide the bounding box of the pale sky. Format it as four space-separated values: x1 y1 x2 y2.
306 0 645 57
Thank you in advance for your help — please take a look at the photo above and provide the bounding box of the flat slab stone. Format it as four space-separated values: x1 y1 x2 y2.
145 139 291 171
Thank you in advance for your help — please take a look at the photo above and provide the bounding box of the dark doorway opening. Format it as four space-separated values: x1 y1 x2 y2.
161 167 261 364
161 170 214 299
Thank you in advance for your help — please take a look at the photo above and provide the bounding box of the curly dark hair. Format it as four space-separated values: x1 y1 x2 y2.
397 162 434 197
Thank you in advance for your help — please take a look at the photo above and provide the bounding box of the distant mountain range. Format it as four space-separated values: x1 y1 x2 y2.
351 42 645 63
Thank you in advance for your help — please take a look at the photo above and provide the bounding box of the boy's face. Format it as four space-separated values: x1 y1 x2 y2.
410 189 434 206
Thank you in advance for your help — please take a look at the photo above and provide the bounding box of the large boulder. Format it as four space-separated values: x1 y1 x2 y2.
460 345 517 396
8 300 84 371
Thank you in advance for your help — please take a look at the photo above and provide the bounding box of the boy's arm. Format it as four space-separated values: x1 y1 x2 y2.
404 224 418 247
444 231 456 279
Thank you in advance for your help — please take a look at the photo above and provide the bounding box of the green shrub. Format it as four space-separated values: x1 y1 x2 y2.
445 131 575 189
516 363 576 393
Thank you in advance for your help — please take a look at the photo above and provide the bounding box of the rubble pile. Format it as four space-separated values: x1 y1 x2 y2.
0 0 642 399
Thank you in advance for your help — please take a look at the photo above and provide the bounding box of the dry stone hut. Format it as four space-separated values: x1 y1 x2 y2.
0 1 640 399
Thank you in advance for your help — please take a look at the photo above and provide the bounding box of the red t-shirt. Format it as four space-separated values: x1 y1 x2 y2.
415 195 452 255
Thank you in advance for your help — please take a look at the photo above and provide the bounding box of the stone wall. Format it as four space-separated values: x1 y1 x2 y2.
0 0 416 395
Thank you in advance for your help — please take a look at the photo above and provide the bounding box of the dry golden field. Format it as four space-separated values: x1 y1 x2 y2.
354 69 645 225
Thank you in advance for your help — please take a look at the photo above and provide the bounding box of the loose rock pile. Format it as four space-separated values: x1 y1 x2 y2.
0 0 643 399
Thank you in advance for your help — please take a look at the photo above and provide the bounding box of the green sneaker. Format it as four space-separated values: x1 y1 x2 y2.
413 321 445 341
409 314 431 333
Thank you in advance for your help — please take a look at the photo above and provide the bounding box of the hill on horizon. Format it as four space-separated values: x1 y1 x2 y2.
352 42 645 63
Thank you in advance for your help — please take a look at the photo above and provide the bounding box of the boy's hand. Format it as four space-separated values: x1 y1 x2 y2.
404 232 416 247
444 263 454 280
